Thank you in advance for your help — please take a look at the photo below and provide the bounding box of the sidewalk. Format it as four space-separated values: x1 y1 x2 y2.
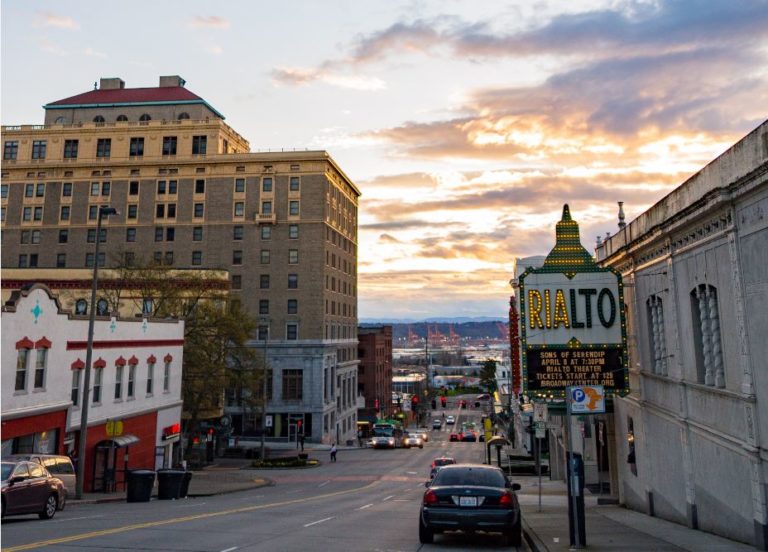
519 478 755 551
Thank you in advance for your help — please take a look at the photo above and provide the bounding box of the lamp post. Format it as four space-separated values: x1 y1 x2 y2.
75 206 117 499
259 321 270 462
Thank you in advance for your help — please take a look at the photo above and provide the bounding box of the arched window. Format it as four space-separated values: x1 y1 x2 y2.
690 284 724 388
75 299 88 315
177 112 190 120
96 298 109 316
139 114 151 121
93 115 105 123
646 295 667 376
54 116 66 124
116 115 128 121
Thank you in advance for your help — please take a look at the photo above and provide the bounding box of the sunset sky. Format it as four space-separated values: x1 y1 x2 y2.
2 1 767 320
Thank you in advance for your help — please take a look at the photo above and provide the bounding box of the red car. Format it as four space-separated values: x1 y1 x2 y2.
1 460 66 519
449 433 460 442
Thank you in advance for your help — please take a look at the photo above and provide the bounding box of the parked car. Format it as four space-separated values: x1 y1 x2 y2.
403 435 424 449
476 393 491 401
370 436 396 449
1 460 66 519
419 464 522 546
446 416 456 425
432 419 443 430
461 432 477 442
449 433 460 442
5 454 76 498
429 457 457 479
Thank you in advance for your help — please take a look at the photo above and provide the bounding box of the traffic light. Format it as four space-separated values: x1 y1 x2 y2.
411 395 419 405
208 427 215 435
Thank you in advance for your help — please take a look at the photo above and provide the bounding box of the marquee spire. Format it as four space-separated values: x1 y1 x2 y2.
542 204 597 276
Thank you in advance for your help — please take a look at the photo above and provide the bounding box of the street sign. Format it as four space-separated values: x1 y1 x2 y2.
533 403 548 423
535 427 546 439
265 415 273 428
534 421 546 430
568 385 606 414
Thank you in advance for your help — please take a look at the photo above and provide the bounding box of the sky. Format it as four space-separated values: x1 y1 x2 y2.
2 1 767 320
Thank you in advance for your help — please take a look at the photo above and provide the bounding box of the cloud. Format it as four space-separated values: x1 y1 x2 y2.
207 45 224 55
83 47 106 58
188 16 230 29
38 37 68 56
35 12 80 30
271 66 386 91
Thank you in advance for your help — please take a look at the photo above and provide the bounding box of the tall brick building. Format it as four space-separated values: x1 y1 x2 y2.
1 76 360 445
357 326 393 422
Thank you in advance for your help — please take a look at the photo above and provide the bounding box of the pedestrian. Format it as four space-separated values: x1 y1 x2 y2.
357 429 363 448
299 433 305 452
330 443 337 462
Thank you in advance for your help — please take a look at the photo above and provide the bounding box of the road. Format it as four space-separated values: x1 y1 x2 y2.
2 397 524 551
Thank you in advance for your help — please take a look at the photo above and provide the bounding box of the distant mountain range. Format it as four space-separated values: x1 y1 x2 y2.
359 316 504 324
360 320 509 341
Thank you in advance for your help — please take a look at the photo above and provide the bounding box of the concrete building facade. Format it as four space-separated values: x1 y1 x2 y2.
1 75 360 446
596 120 768 548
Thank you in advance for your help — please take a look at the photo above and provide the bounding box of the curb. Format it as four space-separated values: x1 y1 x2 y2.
522 516 548 552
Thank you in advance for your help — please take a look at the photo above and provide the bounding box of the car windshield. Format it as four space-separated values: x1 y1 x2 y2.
433 467 506 488
1 463 13 481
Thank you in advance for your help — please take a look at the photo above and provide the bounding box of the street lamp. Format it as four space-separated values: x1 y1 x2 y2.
75 206 117 499
259 321 270 462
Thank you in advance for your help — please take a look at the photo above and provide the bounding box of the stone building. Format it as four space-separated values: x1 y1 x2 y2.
1 75 360 445
357 325 393 422
596 120 768 548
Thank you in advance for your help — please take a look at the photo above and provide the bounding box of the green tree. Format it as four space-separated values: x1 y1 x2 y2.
480 358 498 393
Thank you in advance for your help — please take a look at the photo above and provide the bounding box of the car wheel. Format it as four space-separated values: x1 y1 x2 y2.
419 517 434 544
39 494 58 519
419 445 423 449
505 519 522 547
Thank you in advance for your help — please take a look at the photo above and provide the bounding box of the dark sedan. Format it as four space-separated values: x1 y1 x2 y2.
1 460 66 520
461 432 477 442
419 464 522 546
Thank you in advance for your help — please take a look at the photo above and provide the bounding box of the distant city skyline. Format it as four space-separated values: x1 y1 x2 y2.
3 0 767 318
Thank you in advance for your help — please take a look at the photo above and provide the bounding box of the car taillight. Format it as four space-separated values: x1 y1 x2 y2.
423 490 439 505
499 492 515 508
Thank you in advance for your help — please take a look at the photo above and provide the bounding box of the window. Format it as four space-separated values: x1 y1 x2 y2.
56 253 66 268
157 181 167 195
115 365 123 399
89 205 98 220
20 230 30 244
88 228 107 243
194 203 204 218
71 370 80 406
646 295 668 376
34 183 44 198
4 140 18 160
124 252 135 265
64 139 79 159
282 369 303 399
32 140 46 159
0 184 7 198
163 362 171 392
117 114 128 121
289 224 299 239
259 299 269 315
233 250 243 265
260 250 270 264
178 112 190 120
258 325 269 341
23 207 32 221
261 226 271 240
193 227 203 241
29 254 39 268
129 181 139 195
155 227 164 242
288 274 298 289
233 226 243 240
96 138 111 158
262 177 273 192
166 227 175 241
127 204 138 219
234 178 245 193
261 201 272 215
154 251 162 264
289 249 299 264
85 252 106 267
59 229 68 243
289 201 300 216
290 176 300 191
287 323 298 340
93 367 103 403
34 348 47 388
260 274 270 289
102 182 110 196
75 299 88 315
93 115 105 123
147 362 154 394
30 230 41 244
128 365 136 398
691 284 725 387
234 202 244 217
62 182 72 197
195 179 205 194
232 275 242 290
15 348 29 391
139 114 151 121
192 135 207 155
287 299 298 314
18 254 28 268
129 137 144 157
126 228 136 242
162 136 177 156
25 183 34 197
192 251 202 265
142 298 154 315
91 182 100 196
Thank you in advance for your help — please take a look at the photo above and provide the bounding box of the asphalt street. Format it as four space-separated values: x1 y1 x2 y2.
1 397 524 552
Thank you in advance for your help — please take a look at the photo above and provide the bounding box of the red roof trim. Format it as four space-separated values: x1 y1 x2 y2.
16 337 34 350
46 86 202 106
35 337 52 349
94 358 107 369
71 358 85 370
67 339 184 350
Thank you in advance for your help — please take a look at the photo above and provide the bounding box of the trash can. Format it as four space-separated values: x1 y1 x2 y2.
157 469 186 500
179 471 193 498
126 470 155 502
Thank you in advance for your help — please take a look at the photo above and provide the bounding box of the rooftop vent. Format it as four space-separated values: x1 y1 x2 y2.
99 78 125 90
159 75 186 88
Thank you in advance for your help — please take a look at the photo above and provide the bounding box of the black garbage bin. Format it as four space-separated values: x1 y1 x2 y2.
126 470 155 502
179 471 193 498
157 469 186 500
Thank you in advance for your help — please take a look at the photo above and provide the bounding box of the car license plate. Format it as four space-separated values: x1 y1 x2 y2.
459 496 477 507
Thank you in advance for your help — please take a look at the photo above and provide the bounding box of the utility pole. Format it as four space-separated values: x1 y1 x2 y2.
260 322 269 462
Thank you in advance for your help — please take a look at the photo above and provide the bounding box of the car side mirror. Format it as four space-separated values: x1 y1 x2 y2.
9 475 25 485
424 480 431 487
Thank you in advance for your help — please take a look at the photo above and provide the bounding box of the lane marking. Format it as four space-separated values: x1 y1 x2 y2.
382 495 394 501
4 480 380 552
303 516 334 527
52 515 103 523
357 503 374 510
318 480 330 487
221 547 239 552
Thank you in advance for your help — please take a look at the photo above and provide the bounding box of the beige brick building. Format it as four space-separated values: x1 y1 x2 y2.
1 76 361 445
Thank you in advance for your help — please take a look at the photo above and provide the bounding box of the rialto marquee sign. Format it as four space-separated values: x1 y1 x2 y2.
519 205 628 398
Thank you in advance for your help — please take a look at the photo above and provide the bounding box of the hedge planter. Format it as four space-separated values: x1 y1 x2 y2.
251 457 319 469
